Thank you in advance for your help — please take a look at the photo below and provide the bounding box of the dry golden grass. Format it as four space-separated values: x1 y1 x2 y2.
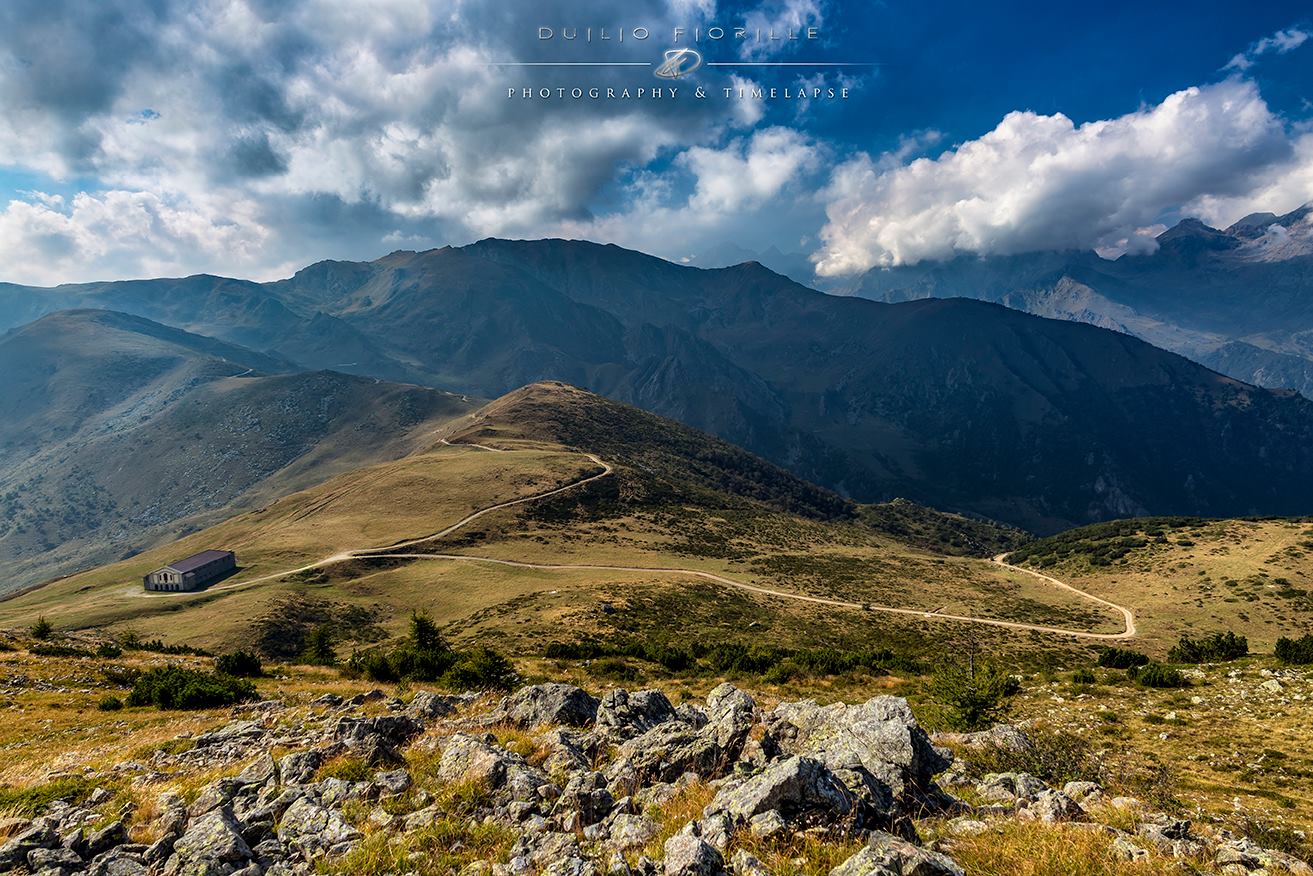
941 820 1202 876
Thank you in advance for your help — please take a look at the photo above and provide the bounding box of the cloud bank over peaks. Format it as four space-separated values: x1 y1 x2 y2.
813 78 1311 275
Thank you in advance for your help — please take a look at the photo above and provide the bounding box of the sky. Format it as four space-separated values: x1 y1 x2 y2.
0 0 1311 286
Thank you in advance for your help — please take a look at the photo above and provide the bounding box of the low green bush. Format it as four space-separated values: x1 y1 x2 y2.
95 642 123 659
1274 634 1313 664
215 650 263 677
29 616 53 640
1131 662 1188 689
1071 668 1097 685
127 666 257 709
97 695 123 712
1096 646 1150 669
342 613 518 692
0 776 98 816
1167 631 1247 663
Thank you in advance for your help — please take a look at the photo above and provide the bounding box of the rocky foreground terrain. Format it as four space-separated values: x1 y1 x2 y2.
1 680 1309 876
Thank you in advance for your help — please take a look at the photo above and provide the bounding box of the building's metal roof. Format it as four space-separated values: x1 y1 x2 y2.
162 550 234 574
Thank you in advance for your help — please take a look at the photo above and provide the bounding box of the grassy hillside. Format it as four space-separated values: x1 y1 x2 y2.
0 384 1118 662
0 310 475 593
1007 517 1313 650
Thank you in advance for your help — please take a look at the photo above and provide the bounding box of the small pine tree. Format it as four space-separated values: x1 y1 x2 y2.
30 616 53 640
410 611 447 655
305 626 337 666
929 644 1020 730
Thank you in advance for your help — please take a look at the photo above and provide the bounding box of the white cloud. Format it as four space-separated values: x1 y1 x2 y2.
739 0 824 59
1225 26 1310 71
0 190 271 285
813 79 1304 275
682 127 817 213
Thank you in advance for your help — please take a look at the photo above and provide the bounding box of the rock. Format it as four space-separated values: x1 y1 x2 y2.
763 697 949 813
703 684 755 755
409 690 461 719
597 690 679 741
608 814 659 850
1 822 60 871
975 772 1047 803
277 797 361 856
174 807 252 864
706 756 854 826
663 834 725 876
613 722 721 785
748 809 787 839
373 768 412 795
277 750 323 786
86 820 128 857
946 817 989 836
1061 781 1104 806
828 831 965 876
559 772 614 826
334 714 423 747
1029 790 1085 824
438 734 513 788
934 724 1033 752
236 753 278 787
1111 834 1149 861
28 846 83 871
486 683 600 728
729 850 772 876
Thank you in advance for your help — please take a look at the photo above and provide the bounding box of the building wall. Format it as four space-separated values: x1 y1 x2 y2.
142 552 236 591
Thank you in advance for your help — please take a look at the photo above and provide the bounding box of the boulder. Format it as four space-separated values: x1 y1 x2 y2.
173 807 252 865
597 690 679 741
373 768 412 796
607 813 659 851
277 750 323 786
663 834 725 876
277 797 361 855
828 831 965 876
485 683 600 728
408 690 461 719
1029 789 1085 824
763 697 949 813
437 734 513 788
705 756 854 826
703 684 755 755
975 772 1047 803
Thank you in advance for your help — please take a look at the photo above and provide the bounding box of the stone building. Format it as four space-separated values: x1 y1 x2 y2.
142 550 236 592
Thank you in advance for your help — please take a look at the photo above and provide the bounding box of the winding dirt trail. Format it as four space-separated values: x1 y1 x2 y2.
134 442 1137 640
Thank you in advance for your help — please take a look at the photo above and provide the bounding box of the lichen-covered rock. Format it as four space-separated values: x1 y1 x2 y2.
705 756 854 826
277 797 361 856
763 697 950 813
596 689 679 741
438 733 513 788
173 807 252 865
1027 789 1085 824
703 684 755 755
663 834 725 876
277 750 323 786
486 683 600 728
828 831 965 876
975 772 1047 803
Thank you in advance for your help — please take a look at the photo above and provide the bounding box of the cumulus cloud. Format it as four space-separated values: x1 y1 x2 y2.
1225 26 1310 71
813 79 1305 274
0 0 811 282
0 190 271 285
739 0 825 59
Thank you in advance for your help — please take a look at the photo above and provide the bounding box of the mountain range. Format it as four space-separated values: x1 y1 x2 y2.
844 204 1313 398
2 237 1312 559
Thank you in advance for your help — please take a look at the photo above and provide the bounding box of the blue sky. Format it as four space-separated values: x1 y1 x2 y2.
0 0 1310 285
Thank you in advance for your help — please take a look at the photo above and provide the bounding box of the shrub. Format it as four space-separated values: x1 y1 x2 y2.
97 695 123 712
963 726 1105 786
215 650 263 677
127 666 257 709
929 654 1020 730
1274 634 1313 664
441 647 518 692
1167 631 1248 663
95 642 123 659
342 613 517 691
101 665 140 688
1071 668 1097 685
29 616 53 640
304 625 337 666
1096 646 1149 669
1131 662 1188 689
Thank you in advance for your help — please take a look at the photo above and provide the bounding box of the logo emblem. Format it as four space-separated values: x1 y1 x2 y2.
654 48 703 79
